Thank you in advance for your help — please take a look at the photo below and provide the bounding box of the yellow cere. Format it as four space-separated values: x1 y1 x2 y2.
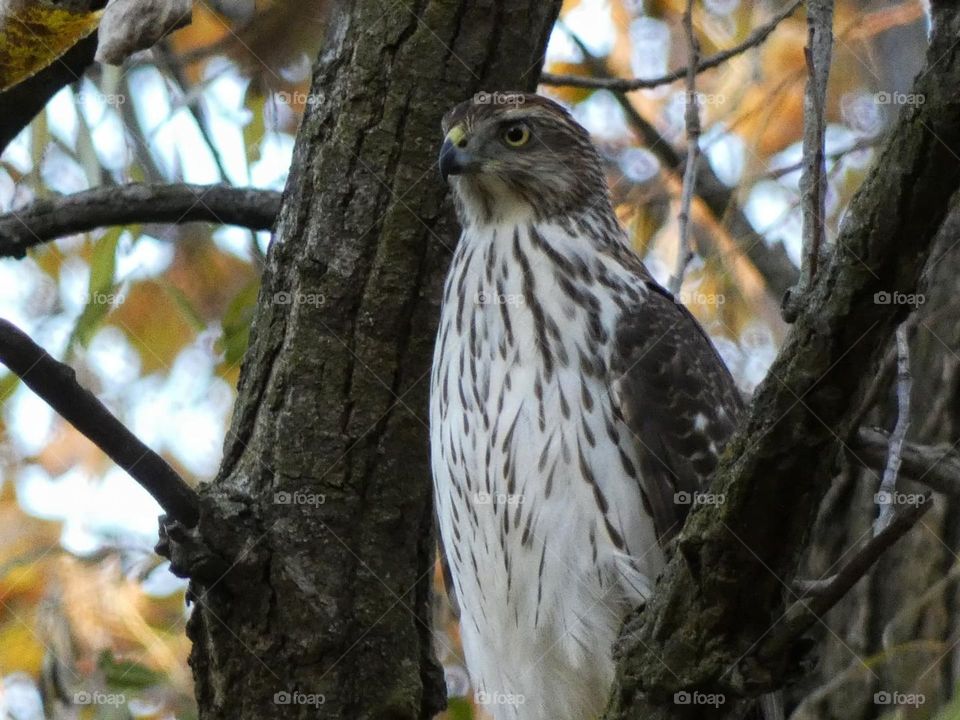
445 124 467 148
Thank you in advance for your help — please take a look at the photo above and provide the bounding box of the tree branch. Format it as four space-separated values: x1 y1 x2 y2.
0 32 99 155
555 30 798 302
669 0 700 295
606 3 960 715
540 0 802 92
854 427 960 497
0 183 281 258
874 324 912 532
0 319 199 527
763 497 931 659
784 0 834 321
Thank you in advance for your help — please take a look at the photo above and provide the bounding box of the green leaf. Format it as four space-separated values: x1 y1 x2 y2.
218 278 260 369
242 92 266 169
446 697 474 720
29 110 48 194
68 227 122 351
0 370 20 407
160 281 205 332
73 90 103 188
98 649 164 691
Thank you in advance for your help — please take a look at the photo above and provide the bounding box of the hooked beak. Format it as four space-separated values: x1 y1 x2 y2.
439 125 475 182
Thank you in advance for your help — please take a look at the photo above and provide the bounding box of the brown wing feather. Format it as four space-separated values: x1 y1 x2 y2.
611 281 744 544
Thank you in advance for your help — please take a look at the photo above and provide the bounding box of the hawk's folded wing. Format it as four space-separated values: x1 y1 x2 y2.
610 282 744 544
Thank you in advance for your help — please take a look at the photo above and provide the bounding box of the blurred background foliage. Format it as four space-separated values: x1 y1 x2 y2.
0 0 944 718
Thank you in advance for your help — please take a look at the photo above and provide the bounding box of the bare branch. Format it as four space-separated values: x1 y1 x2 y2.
757 138 877 182
854 428 960 498
875 324 913 533
0 33 99 155
795 425 960 598
762 498 931 659
555 30 798 301
539 0 803 92
669 0 700 295
849 315 917 429
0 319 200 527
784 0 834 321
0 183 281 259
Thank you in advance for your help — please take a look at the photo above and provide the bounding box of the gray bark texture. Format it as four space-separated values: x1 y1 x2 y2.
790 207 960 720
604 2 960 718
180 2 561 718
0 184 280 258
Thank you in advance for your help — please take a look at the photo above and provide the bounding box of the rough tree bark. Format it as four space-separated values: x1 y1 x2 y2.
792 205 960 720
174 2 561 719
604 3 960 718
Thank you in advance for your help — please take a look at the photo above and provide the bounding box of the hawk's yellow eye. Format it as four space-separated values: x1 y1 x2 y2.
503 124 530 147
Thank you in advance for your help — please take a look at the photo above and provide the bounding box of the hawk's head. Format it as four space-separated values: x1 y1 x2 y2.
439 92 610 225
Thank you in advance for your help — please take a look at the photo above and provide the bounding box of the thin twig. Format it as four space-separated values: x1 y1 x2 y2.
539 0 803 92
670 0 701 295
849 314 919 431
804 47 826 282
157 40 232 181
854 428 960 497
557 27 799 301
0 183 280 258
157 42 267 269
0 319 200 527
785 0 834 321
761 497 931 660
875 324 913 533
756 138 877 182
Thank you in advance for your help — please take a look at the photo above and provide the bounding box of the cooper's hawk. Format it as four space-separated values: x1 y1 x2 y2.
430 92 743 720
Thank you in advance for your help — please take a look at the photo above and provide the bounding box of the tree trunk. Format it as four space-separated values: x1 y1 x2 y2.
792 204 960 720
181 2 561 718
604 3 960 716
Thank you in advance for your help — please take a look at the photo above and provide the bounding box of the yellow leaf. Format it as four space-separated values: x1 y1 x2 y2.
0 615 44 675
0 1 103 91
541 61 595 105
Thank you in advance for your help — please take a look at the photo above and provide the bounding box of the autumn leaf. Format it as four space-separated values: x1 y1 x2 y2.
0 0 103 91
